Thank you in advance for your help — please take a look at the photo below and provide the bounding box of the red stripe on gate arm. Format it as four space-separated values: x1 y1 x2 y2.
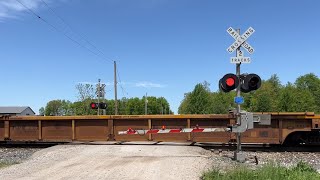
191 128 204 133
127 131 137 134
169 129 181 133
147 129 159 134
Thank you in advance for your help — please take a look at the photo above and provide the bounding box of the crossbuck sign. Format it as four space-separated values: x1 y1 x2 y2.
227 27 255 63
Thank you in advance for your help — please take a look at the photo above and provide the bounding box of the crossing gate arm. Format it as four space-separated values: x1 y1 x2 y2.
118 127 231 135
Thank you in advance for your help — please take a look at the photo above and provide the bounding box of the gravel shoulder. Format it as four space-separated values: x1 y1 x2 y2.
1 145 320 180
0 148 42 168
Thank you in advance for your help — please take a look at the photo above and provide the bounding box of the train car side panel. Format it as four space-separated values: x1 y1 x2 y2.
42 121 72 141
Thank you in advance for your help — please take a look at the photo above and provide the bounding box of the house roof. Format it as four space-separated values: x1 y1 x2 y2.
0 106 35 114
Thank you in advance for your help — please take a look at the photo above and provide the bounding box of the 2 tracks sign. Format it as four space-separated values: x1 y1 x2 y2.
227 27 255 63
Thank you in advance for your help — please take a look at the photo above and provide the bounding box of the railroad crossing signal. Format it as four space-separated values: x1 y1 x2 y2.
90 102 107 109
219 73 261 93
227 27 255 54
96 83 106 97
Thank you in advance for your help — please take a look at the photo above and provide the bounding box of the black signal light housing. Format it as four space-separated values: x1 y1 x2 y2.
240 73 261 93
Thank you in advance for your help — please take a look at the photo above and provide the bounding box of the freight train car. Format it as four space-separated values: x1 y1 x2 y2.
0 112 319 146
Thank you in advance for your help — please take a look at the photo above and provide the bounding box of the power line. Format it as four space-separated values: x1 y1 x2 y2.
15 0 113 64
39 0 113 63
18 0 130 105
116 64 129 98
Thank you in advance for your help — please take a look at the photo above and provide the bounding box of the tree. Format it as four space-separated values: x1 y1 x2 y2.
178 82 213 114
278 83 317 112
45 100 72 116
70 99 97 115
178 93 190 114
157 97 172 114
266 74 282 90
39 107 45 116
247 81 274 112
295 73 320 113
211 91 235 114
126 97 144 115
245 75 282 112
76 83 95 101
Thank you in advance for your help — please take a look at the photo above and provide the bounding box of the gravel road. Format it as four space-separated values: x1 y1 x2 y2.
1 145 320 180
0 145 214 180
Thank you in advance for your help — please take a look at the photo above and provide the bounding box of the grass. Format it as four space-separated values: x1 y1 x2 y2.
0 162 18 169
0 162 10 169
202 161 320 180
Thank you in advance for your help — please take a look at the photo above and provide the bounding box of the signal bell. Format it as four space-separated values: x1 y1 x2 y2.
219 73 239 92
241 73 261 93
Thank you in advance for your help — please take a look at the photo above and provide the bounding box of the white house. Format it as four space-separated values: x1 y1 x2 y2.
0 106 35 116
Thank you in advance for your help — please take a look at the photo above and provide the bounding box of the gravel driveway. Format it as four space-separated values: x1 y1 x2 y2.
0 145 214 180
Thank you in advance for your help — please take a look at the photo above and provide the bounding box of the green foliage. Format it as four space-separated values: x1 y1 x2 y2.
249 82 275 112
202 161 320 180
293 161 318 173
179 73 320 114
42 81 173 116
278 83 316 112
43 96 172 116
38 107 45 116
44 100 72 116
70 99 97 115
121 96 172 115
179 82 215 114
211 91 235 114
295 73 320 112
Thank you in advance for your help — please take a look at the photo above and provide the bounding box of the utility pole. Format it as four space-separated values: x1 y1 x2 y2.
234 29 244 162
114 61 118 115
235 29 242 153
145 93 148 115
97 79 101 115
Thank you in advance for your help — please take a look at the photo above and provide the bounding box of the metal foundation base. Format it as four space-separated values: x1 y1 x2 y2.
234 151 245 162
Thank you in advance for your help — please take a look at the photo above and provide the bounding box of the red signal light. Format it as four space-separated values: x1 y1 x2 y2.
90 102 98 109
219 73 239 92
226 77 235 87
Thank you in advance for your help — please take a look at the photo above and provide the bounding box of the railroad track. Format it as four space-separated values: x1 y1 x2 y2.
1 141 320 152
198 143 320 152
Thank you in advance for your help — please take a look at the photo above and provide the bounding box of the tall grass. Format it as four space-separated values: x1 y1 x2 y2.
0 162 10 169
202 161 320 180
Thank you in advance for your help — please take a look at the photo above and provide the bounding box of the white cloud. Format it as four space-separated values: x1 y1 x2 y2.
77 81 166 88
0 0 48 21
134 82 166 88
76 82 113 86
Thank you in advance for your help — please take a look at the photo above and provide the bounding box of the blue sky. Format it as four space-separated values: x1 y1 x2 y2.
0 0 319 114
